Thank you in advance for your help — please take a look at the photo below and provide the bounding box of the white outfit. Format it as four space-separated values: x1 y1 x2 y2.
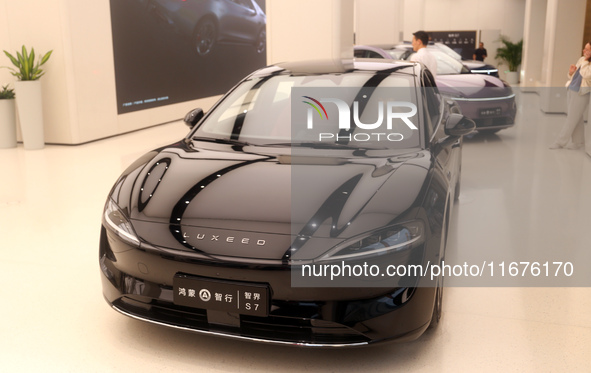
555 90 587 148
411 48 438 78
565 56 591 95
552 56 591 148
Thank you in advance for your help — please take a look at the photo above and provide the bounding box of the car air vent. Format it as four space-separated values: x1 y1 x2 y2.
139 158 171 211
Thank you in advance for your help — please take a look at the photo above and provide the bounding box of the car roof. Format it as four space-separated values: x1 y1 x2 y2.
358 44 462 62
258 59 420 76
355 44 400 51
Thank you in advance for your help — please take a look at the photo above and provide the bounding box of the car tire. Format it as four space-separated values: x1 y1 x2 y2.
255 28 266 54
194 18 217 57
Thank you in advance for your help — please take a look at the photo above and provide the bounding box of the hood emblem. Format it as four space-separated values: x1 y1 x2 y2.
183 232 266 246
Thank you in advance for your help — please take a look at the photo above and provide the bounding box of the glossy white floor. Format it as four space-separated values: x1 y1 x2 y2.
1 92 590 372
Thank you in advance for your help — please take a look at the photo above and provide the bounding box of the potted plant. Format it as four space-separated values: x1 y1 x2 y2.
0 84 16 148
495 36 523 84
3 46 52 150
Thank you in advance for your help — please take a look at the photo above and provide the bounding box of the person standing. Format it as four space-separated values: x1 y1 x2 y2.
473 42 487 61
410 30 437 77
550 42 591 150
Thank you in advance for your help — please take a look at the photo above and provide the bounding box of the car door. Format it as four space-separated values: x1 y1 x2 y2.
219 0 261 43
424 70 457 196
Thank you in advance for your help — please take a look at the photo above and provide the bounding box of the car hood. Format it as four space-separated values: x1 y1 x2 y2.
436 74 513 99
116 142 431 260
461 60 497 70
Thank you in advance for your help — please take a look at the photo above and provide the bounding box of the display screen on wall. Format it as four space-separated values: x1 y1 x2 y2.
110 0 267 114
428 31 477 60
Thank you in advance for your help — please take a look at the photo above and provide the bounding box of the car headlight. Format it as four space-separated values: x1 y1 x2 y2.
103 198 140 246
317 220 424 262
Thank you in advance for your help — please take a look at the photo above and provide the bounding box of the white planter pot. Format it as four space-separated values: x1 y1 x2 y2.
505 71 519 85
0 99 17 148
14 80 44 150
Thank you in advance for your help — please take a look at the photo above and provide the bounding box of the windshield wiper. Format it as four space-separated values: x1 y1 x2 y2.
191 137 252 147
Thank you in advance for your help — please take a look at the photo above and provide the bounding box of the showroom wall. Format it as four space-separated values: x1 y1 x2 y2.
267 0 354 63
0 0 221 145
401 0 526 44
1 0 74 143
354 0 403 45
1 0 354 145
521 0 547 90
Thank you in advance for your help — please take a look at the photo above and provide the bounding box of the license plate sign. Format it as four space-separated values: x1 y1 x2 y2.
479 107 502 117
173 274 269 317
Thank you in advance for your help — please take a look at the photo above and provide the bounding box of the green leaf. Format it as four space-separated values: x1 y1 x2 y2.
27 49 36 80
16 51 29 80
0 84 15 99
29 49 35 69
21 47 30 79
40 50 52 66
495 36 523 72
3 45 52 80
3 51 19 68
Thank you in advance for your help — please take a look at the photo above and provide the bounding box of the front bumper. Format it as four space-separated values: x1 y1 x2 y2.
452 96 516 131
99 227 436 346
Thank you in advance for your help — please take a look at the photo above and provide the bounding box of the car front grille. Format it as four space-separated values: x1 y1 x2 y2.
113 296 371 346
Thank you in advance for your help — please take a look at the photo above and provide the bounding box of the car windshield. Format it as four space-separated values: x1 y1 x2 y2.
385 49 409 60
434 43 462 60
192 71 422 150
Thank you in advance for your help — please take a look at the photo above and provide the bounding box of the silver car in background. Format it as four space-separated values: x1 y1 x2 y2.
354 45 516 133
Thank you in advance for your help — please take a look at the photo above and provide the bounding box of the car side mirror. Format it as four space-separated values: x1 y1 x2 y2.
184 108 204 128
444 113 475 137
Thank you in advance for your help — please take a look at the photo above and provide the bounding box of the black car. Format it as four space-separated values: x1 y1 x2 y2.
100 59 475 346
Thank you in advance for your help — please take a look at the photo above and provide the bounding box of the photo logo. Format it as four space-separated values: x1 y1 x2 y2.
302 96 418 142
302 96 329 120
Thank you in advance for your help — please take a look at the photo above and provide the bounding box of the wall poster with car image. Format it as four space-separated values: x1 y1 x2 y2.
109 0 267 114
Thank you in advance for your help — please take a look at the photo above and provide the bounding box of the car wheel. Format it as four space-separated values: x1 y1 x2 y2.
255 28 266 54
194 19 217 57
